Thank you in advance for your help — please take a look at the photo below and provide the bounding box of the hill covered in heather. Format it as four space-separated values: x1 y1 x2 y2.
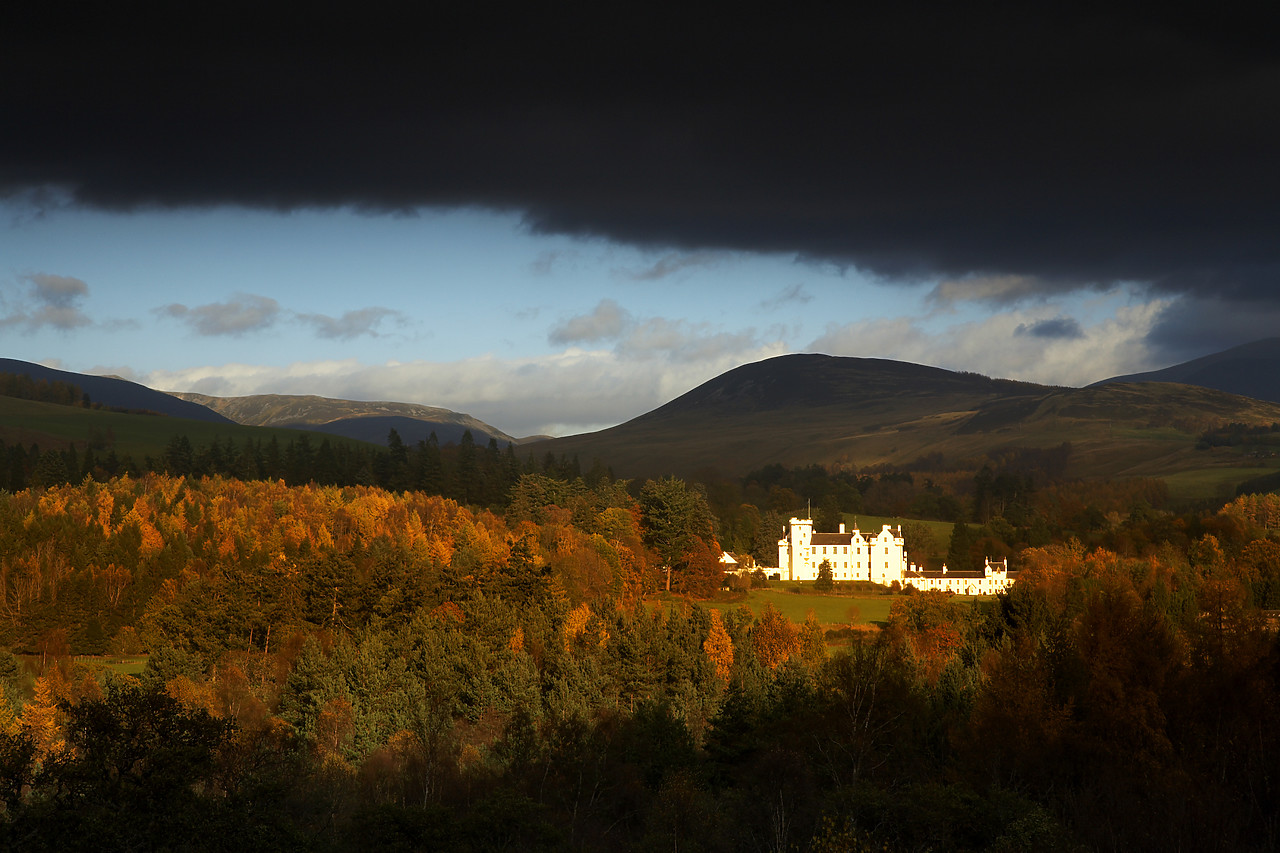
528 353 1280 495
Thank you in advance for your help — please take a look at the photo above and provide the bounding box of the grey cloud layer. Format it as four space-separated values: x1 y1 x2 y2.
298 307 402 340
1014 318 1085 340
1 272 92 331
158 294 281 336
549 299 776 366
549 299 631 345
157 294 398 340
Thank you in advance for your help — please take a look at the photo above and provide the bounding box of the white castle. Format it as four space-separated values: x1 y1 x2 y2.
777 517 1016 596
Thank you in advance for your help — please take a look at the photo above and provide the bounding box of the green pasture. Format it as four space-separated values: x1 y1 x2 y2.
89 655 149 676
17 655 148 679
702 583 895 627
1163 465 1279 503
846 513 954 543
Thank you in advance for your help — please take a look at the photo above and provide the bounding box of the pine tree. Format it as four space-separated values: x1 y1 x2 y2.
814 559 834 592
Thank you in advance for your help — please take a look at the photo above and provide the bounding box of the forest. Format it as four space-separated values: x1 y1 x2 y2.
0 440 1278 849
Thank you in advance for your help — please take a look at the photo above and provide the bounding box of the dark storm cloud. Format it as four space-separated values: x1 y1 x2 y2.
1144 297 1280 364
3 5 1278 308
1014 318 1085 340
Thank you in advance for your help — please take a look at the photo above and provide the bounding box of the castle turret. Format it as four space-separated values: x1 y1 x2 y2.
774 518 814 581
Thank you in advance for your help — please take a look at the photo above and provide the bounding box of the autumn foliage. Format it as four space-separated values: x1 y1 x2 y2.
0 471 1279 851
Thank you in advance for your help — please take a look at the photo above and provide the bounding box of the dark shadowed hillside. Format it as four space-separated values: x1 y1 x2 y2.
293 415 506 448
1092 337 1280 404
0 358 232 423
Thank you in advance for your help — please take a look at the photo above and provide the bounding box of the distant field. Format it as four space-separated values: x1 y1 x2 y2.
18 655 148 678
92 655 148 676
1162 465 1279 503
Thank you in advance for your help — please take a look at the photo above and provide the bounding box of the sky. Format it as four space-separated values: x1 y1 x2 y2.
2 6 1277 438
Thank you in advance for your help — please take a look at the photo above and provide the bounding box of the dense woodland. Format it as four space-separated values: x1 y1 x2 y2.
0 464 1276 851
2 379 1280 850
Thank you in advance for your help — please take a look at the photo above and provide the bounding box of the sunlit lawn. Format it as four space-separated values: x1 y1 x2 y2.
75 656 148 676
655 578 994 632
724 587 894 626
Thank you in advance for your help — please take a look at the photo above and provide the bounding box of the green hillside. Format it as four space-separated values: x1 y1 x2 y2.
527 355 1280 496
0 395 379 460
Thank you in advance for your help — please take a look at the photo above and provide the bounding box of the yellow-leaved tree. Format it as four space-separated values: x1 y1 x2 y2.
752 603 799 670
703 608 734 682
20 676 65 760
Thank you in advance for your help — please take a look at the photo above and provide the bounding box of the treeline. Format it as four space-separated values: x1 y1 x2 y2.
1196 420 1280 449
0 370 159 416
2 473 1279 848
0 372 93 409
0 429 592 506
708 456 1182 571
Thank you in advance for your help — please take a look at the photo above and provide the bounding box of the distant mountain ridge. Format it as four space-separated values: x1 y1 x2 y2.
527 353 1280 490
0 358 233 424
1091 337 1280 404
169 392 519 447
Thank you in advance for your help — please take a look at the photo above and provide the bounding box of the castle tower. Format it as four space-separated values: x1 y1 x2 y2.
778 517 813 581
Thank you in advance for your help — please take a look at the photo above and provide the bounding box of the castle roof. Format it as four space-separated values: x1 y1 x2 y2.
810 532 856 545
906 568 988 579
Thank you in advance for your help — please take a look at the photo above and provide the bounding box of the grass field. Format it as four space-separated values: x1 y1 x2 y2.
730 587 895 626
16 655 148 679
1162 465 1280 503
90 656 149 676
841 514 954 541
660 581 897 627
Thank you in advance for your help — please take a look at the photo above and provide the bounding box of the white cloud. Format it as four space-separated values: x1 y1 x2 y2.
549 298 631 344
548 300 774 367
147 337 787 439
617 318 766 364
810 299 1171 387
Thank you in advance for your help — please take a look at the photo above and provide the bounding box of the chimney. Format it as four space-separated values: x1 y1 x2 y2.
839 523 845 533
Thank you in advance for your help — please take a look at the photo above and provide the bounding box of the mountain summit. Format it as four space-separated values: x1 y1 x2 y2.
528 353 1280 483
1092 337 1280 404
